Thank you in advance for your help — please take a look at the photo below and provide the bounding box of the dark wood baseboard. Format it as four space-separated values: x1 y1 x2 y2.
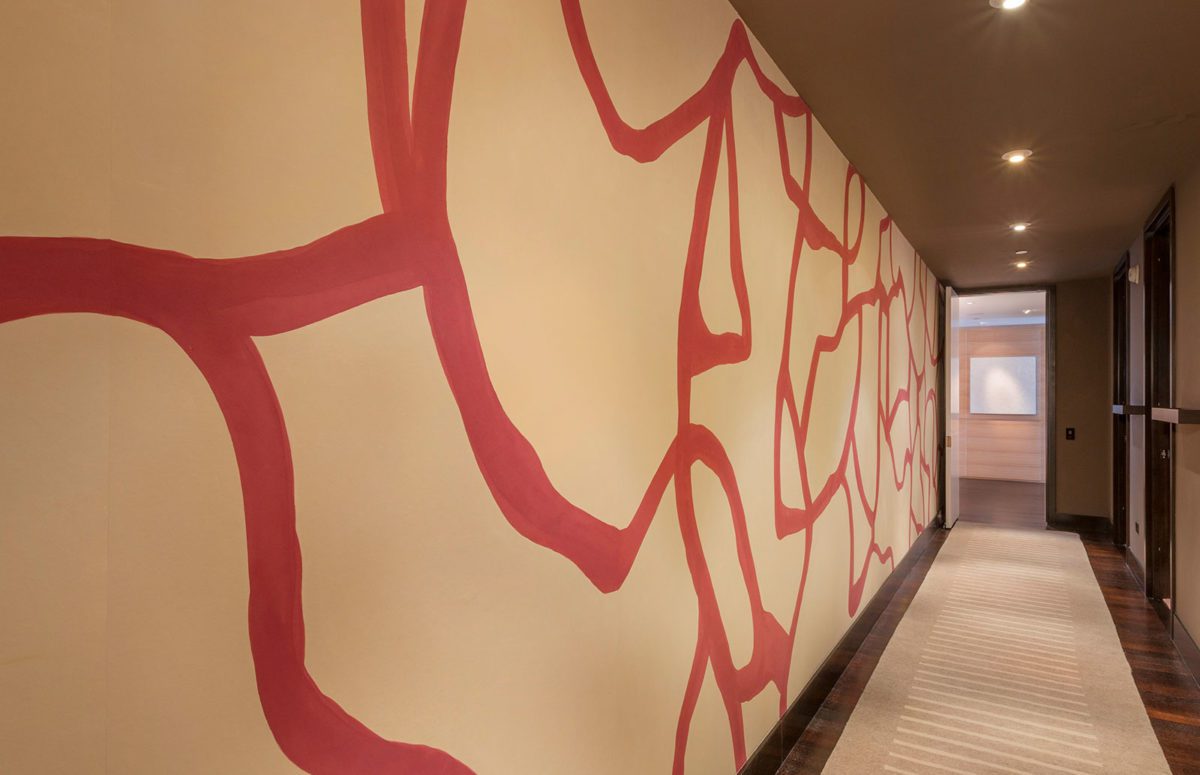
1047 512 1112 535
1126 546 1146 590
1150 598 1174 632
1117 545 1174 639
738 515 944 775
1175 615 1200 690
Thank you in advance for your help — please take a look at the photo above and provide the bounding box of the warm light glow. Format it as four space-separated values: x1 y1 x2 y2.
1003 149 1032 164
1016 261 1029 269
990 0 1027 8
1012 223 1028 232
1016 249 1029 255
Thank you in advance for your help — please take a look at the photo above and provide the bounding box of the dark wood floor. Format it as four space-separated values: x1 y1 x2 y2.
1079 532 1200 773
775 517 1200 774
959 477 1046 528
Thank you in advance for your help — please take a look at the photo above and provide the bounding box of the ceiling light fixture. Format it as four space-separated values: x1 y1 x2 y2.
1016 249 1029 255
990 0 1027 9
1012 223 1028 232
1015 261 1029 269
1003 149 1033 164
1024 309 1032 314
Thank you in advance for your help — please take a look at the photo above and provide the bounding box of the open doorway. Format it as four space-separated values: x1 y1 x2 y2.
945 289 1051 529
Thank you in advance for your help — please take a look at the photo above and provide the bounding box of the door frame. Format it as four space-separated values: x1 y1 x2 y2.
1143 188 1176 623
941 284 1057 524
937 282 947 524
1112 253 1131 548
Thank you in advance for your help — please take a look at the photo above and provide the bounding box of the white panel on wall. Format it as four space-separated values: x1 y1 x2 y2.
969 356 1037 416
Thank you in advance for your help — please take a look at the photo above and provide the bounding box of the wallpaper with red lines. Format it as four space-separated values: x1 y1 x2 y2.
0 1 939 773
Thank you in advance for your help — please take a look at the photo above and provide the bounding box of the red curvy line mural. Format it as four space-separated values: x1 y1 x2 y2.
0 2 939 773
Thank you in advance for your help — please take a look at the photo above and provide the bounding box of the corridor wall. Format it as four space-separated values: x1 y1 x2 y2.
1055 277 1112 519
0 2 940 772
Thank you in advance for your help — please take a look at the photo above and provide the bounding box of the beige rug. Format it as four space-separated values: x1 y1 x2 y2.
822 522 1171 774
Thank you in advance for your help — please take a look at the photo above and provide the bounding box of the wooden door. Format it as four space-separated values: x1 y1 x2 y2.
1144 197 1175 615
1112 256 1129 547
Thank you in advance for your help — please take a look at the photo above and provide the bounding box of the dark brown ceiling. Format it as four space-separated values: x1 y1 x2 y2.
730 0 1200 287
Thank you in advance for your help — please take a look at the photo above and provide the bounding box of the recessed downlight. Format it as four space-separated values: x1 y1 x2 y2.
1016 249 1029 255
1011 223 1028 232
990 0 1027 9
1015 261 1029 269
1023 309 1033 314
1003 149 1033 164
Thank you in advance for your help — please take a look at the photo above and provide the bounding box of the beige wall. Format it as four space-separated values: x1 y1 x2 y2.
0 2 939 773
958 325 1047 483
1174 163 1200 641
1055 278 1113 519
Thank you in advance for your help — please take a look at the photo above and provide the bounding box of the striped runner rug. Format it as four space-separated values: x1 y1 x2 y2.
821 522 1170 774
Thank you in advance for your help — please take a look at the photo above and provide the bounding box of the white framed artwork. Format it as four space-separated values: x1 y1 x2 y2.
969 355 1038 415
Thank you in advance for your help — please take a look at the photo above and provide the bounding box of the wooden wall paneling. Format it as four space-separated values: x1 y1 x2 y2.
957 324 1047 482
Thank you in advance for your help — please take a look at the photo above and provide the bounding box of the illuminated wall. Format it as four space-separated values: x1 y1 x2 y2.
0 1 939 772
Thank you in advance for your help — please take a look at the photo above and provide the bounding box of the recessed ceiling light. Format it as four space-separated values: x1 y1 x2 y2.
990 0 1027 9
1024 309 1032 314
1003 149 1033 164
1012 223 1028 232
1016 250 1029 255
1015 261 1029 269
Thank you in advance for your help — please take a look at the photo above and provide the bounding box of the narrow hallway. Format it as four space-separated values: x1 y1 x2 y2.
5 3 1200 773
776 517 1200 774
821 523 1168 773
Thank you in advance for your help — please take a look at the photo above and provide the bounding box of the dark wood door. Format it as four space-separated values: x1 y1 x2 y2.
1144 197 1175 612
1112 257 1129 548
